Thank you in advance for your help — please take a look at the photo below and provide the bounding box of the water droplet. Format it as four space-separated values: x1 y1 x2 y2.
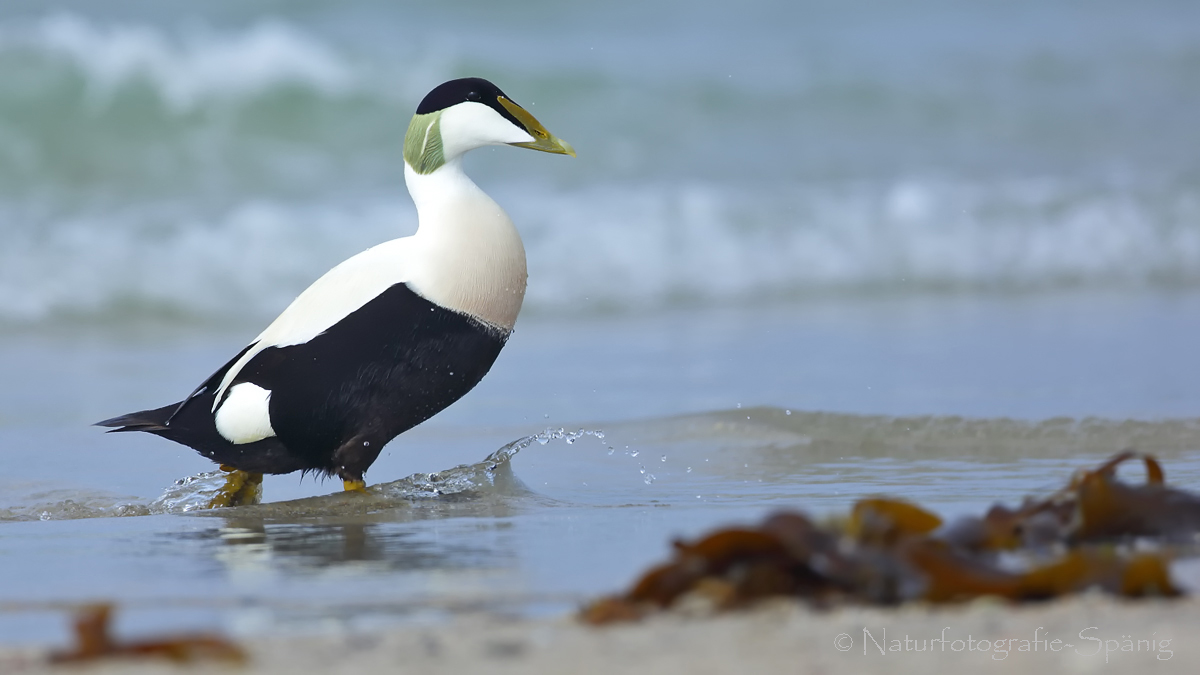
660 455 666 462
607 446 615 456
785 410 792 416
746 416 750 420
594 431 605 440
736 403 742 409
644 473 656 485
639 465 646 474
543 414 550 419
686 467 692 473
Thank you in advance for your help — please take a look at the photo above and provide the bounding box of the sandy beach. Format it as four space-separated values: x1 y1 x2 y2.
2 596 1194 674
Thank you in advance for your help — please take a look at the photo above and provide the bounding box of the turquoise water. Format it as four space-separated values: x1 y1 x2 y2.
0 0 1198 322
1 0 1199 648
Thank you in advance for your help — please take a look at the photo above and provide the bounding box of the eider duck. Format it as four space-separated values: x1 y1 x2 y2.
98 78 574 500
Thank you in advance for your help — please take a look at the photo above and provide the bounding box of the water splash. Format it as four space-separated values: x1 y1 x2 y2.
374 427 604 499
148 470 251 513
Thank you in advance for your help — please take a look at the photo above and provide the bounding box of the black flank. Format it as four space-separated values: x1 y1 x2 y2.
97 283 508 482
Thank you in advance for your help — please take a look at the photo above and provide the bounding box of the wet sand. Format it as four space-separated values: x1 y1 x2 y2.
3 595 1194 674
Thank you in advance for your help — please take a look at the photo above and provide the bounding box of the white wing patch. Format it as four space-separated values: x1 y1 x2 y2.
214 382 277 445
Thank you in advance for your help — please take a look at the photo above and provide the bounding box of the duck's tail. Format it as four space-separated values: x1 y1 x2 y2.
95 403 180 433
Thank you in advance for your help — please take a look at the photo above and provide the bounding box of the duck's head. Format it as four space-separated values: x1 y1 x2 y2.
404 77 575 175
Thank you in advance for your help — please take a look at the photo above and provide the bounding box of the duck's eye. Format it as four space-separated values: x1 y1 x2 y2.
466 91 481 102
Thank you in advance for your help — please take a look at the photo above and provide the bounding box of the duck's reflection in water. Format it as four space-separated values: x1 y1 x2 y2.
176 490 527 574
166 493 538 630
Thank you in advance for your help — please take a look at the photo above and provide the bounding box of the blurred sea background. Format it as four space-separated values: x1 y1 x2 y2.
2 0 1199 646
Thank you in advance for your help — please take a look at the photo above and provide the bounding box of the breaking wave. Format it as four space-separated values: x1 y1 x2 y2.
1 177 1198 324
0 13 361 109
515 178 1200 312
0 11 1197 325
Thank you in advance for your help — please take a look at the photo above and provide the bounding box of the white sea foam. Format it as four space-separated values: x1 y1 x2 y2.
0 198 412 322
0 10 1196 324
514 177 1200 312
1 177 1198 323
0 13 361 109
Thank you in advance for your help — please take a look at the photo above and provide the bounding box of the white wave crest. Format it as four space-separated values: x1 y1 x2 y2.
1 177 1198 324
1 13 360 109
0 198 411 322
513 178 1200 310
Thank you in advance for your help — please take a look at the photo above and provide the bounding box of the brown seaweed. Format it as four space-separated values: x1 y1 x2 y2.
49 603 247 665
581 451 1191 624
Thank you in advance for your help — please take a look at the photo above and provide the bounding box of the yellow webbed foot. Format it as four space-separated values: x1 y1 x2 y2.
208 466 264 508
343 479 367 493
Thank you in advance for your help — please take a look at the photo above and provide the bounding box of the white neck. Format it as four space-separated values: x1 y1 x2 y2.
403 157 527 331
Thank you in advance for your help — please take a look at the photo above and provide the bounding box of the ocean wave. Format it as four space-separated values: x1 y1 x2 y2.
0 11 1197 324
0 13 364 109
0 13 436 199
1 176 1197 324
0 10 1195 200
514 178 1200 311
635 407 1200 459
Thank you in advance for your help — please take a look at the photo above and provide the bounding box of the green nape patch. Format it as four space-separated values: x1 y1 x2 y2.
404 111 445 174
582 451 1200 624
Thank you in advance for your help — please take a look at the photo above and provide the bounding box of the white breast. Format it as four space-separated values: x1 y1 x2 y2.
209 156 527 410
403 159 528 328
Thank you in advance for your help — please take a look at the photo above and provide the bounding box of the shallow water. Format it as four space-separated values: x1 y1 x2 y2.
3 295 1200 645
